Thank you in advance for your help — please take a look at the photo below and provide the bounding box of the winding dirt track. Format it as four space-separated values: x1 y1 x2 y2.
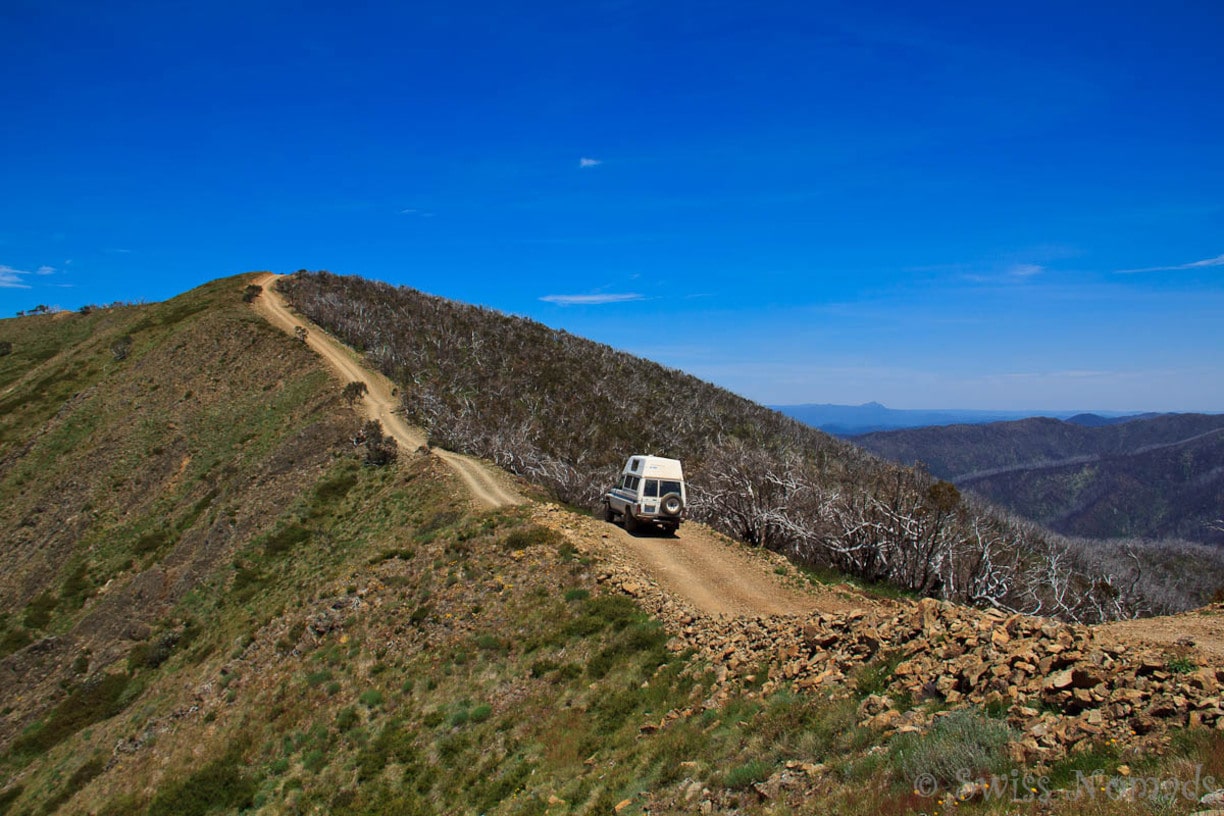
249 273 850 618
246 275 1224 632
252 273 523 510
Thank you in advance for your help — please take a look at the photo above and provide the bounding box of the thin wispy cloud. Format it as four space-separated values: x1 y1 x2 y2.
0 264 34 289
578 157 602 168
36 265 56 275
1008 263 1044 279
399 208 435 217
962 263 1044 284
540 292 643 305
1117 253 1224 274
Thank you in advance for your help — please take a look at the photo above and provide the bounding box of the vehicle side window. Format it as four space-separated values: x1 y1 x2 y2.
644 479 658 498
659 480 681 495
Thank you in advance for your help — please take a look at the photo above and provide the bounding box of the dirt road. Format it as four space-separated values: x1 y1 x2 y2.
537 506 864 619
616 526 856 616
251 273 523 510
1095 609 1224 659
609 524 837 617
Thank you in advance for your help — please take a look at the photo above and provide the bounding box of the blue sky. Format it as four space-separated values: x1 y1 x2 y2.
2 0 1221 411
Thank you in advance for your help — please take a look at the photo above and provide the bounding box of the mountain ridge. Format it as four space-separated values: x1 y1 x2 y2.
773 402 1160 436
855 413 1224 545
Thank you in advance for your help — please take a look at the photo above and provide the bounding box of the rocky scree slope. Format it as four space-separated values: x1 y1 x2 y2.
538 502 1224 763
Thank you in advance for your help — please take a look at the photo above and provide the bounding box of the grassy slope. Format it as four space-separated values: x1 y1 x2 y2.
0 277 885 816
2 276 1222 816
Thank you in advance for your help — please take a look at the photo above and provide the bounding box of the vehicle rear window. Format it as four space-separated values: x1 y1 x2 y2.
642 479 681 498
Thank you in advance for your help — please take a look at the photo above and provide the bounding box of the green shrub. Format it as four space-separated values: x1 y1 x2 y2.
360 690 385 708
336 706 360 731
23 592 57 630
372 548 415 563
38 756 106 814
231 565 266 603
146 743 256 816
1044 739 1121 789
1167 656 1197 674
127 632 180 672
306 670 333 688
469 704 492 724
302 749 328 772
888 708 1014 788
314 469 358 506
342 381 368 404
0 628 32 659
723 759 771 790
133 529 172 556
11 673 139 757
0 785 24 815
854 651 904 698
503 525 560 550
530 658 560 678
264 523 310 555
60 562 92 608
566 594 640 639
474 634 504 652
564 588 589 602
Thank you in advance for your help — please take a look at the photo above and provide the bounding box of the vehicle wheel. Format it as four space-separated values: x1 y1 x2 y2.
623 510 638 534
603 502 616 522
660 493 683 517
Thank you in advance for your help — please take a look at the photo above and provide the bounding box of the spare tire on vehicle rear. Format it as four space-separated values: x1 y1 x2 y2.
660 493 683 516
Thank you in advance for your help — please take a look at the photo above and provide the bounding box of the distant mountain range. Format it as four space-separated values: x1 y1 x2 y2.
772 401 1154 436
849 413 1224 546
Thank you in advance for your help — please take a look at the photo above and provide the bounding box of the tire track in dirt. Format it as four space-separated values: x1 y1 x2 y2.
607 523 861 618
251 273 524 510
537 506 864 619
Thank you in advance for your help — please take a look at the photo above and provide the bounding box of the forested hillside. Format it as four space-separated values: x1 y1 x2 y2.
856 415 1224 545
279 271 1224 620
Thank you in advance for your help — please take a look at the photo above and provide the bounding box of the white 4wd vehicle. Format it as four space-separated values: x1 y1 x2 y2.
602 455 687 534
